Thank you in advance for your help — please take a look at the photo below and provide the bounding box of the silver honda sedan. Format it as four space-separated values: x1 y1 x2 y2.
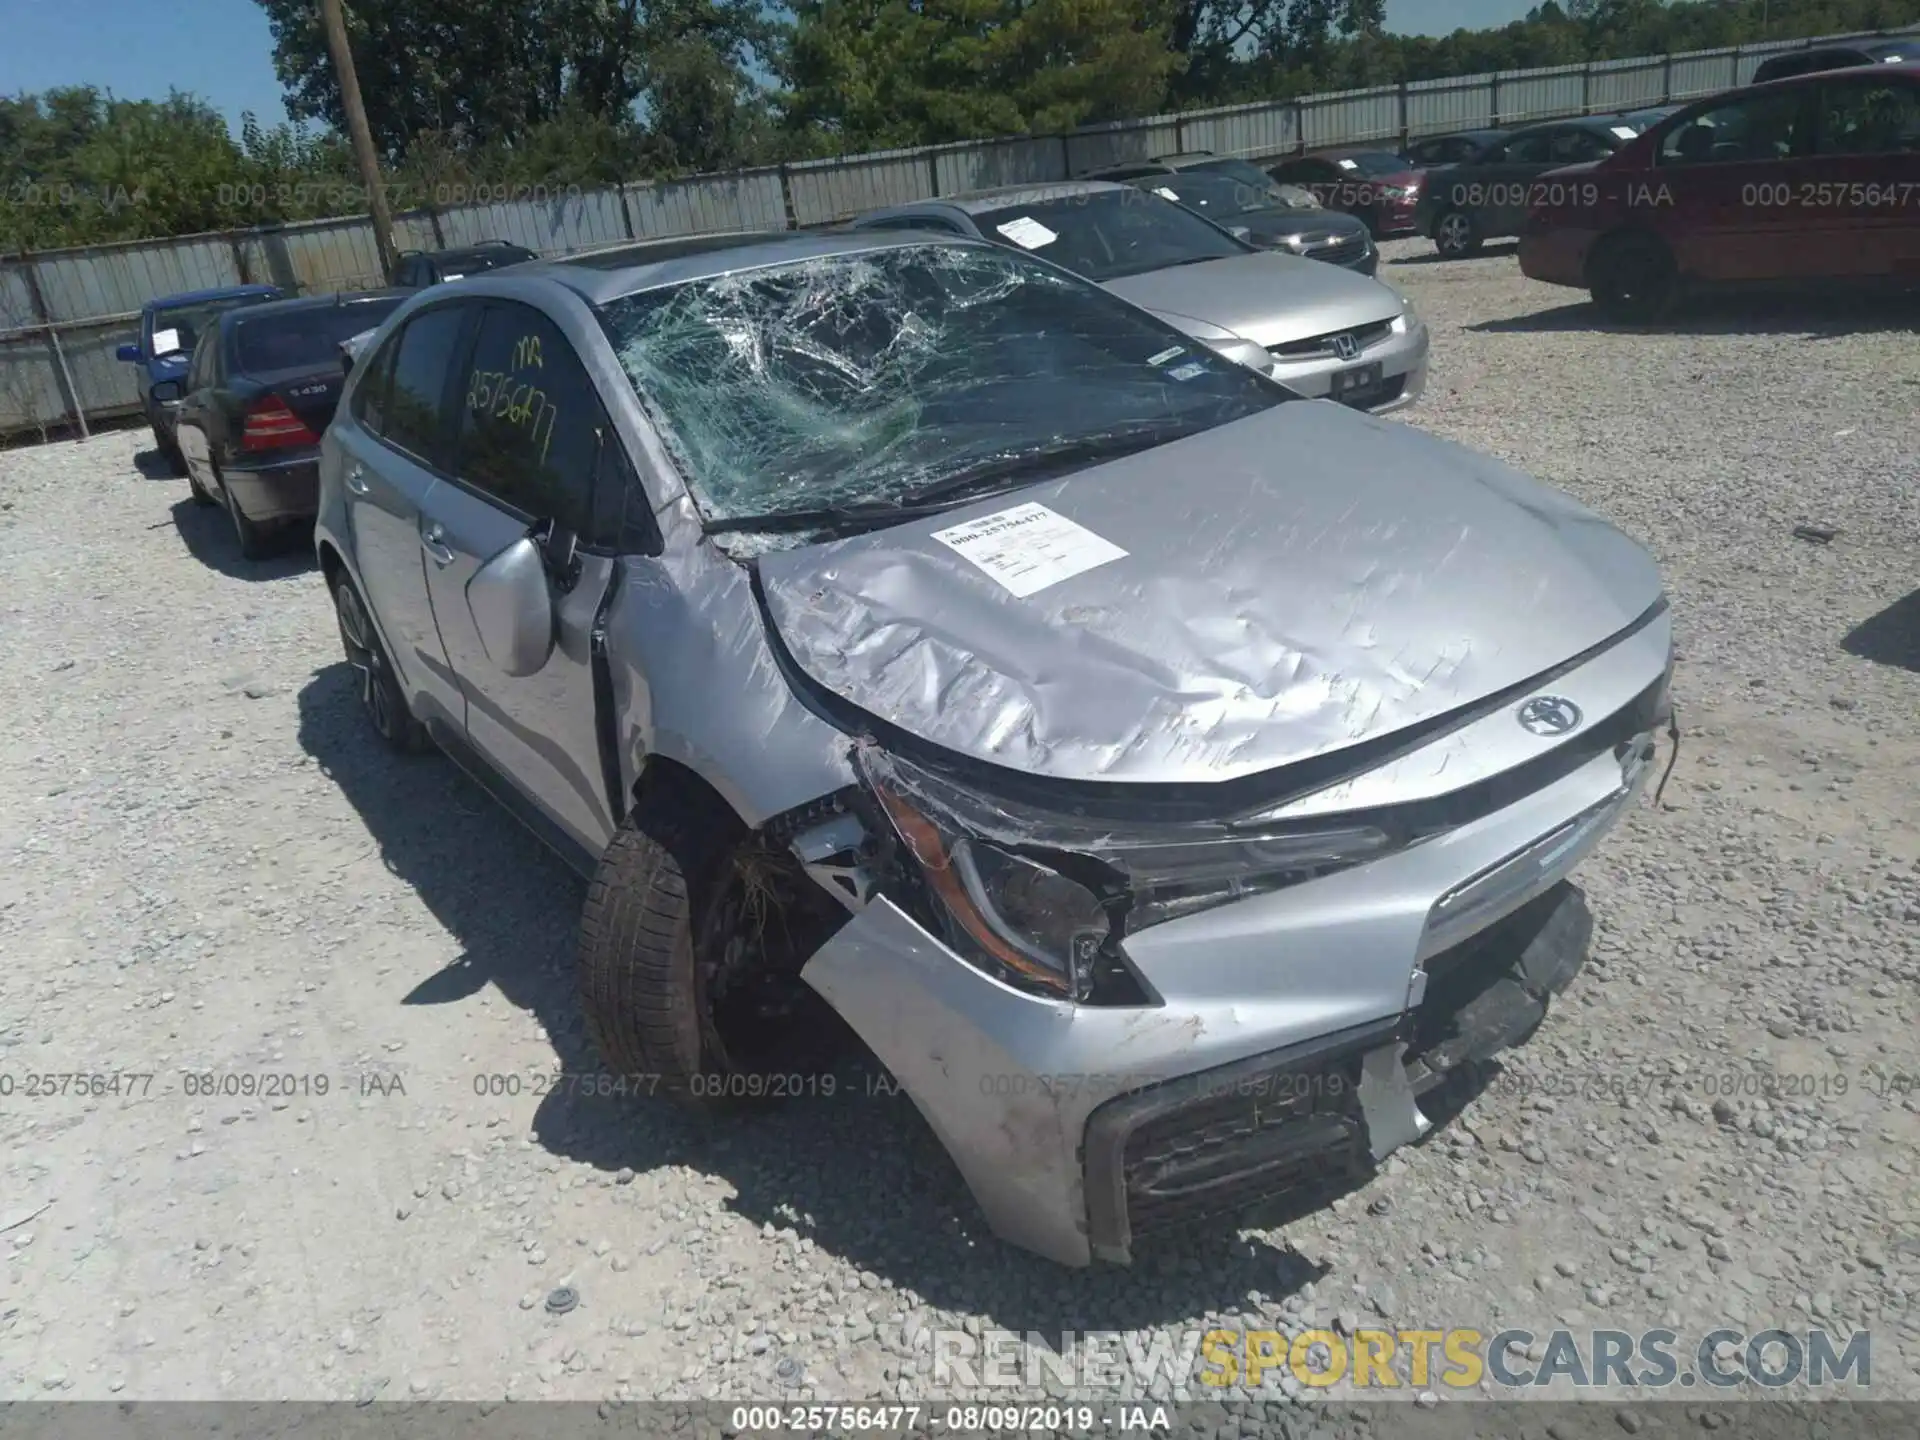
854 180 1429 413
316 230 1670 1267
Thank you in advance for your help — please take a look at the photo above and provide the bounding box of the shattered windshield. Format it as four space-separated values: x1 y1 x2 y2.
970 189 1249 281
597 243 1284 536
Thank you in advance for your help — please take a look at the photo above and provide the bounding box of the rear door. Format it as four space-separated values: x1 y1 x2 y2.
338 301 474 730
1653 86 1818 281
174 333 222 493
417 300 625 854
1804 72 1920 278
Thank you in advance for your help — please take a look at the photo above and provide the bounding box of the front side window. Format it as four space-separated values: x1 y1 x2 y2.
380 304 471 468
1660 91 1811 165
597 242 1285 540
187 331 217 390
452 302 603 535
1814 79 1920 155
1503 132 1551 163
970 189 1247 281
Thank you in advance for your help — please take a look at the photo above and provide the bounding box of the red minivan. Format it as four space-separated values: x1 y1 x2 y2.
1519 64 1920 319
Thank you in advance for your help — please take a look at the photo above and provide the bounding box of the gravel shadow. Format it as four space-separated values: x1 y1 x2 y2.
133 446 179 480
168 496 317 581
1474 288 1920 337
296 659 1343 1326
1842 588 1920 674
1388 241 1518 267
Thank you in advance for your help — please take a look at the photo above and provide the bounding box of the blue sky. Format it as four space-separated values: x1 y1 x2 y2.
0 0 1540 132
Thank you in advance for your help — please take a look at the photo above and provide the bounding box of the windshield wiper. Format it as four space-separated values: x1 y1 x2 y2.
894 424 1202 508
703 499 939 536
703 425 1202 538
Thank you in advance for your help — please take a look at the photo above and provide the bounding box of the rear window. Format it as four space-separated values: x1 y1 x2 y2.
234 300 403 373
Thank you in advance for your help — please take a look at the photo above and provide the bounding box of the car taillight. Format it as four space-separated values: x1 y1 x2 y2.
240 395 319 451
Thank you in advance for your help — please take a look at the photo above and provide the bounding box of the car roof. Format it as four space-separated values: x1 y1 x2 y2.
221 289 405 325
417 242 537 263
940 180 1129 213
499 229 994 307
1511 114 1645 138
1750 56 1920 83
1415 128 1509 145
144 284 280 311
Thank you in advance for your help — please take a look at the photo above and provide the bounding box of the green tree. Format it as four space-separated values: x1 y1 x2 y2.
783 0 1184 151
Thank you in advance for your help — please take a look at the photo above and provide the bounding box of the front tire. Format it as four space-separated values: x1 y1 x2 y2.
579 771 845 1106
1589 231 1678 323
330 573 428 753
1433 208 1482 259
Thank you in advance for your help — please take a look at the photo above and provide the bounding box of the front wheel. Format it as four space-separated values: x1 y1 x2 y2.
1589 232 1678 324
578 771 847 1107
331 573 428 753
1433 208 1482 259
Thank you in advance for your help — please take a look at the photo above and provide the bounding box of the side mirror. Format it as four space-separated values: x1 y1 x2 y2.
1227 224 1254 242
117 343 142 363
466 535 555 678
150 380 183 403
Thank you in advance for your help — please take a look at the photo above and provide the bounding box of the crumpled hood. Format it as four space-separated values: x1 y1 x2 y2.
1101 250 1401 349
756 400 1663 786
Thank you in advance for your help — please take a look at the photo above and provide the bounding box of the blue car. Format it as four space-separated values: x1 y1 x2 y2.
118 284 282 472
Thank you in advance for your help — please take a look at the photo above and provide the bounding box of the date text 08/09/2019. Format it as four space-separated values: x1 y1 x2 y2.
728 1406 1169 1434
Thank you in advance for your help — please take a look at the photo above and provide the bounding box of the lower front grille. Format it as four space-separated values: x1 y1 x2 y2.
1337 372 1406 411
1082 884 1592 1260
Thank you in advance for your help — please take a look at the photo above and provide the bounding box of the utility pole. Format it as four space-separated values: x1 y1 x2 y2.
319 0 398 278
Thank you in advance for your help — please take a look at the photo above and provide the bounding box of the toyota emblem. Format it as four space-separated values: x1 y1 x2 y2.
1517 696 1583 737
1331 333 1360 361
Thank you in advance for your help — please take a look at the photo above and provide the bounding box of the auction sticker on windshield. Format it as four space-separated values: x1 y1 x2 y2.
995 216 1058 249
931 502 1127 599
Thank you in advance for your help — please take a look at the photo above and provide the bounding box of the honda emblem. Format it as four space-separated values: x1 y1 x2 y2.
1332 333 1360 361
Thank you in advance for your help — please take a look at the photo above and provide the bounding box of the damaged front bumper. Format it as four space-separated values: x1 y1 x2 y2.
800 641 1671 1265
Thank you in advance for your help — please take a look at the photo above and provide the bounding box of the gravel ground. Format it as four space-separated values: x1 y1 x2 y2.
2 237 1917 1418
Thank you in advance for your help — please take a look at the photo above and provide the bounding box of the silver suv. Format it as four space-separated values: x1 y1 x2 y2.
316 230 1675 1267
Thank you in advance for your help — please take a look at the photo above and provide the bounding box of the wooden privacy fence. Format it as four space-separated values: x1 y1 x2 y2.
0 26 1897 439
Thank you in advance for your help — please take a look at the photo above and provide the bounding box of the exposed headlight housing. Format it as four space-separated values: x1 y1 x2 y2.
1390 293 1421 335
1198 334 1275 375
857 745 1405 1001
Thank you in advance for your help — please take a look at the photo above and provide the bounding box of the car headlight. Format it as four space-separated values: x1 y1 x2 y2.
871 780 1111 1001
1390 294 1421 335
858 746 1406 1001
1200 335 1275 374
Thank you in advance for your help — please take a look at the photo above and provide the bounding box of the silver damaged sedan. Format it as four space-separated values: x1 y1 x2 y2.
854 180 1428 413
315 230 1675 1267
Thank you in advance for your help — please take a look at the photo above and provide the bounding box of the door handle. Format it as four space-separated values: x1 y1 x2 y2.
422 522 454 568
345 462 369 496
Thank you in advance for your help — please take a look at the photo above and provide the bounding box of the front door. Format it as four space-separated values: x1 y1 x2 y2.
1652 86 1817 283
417 299 624 855
340 301 473 729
